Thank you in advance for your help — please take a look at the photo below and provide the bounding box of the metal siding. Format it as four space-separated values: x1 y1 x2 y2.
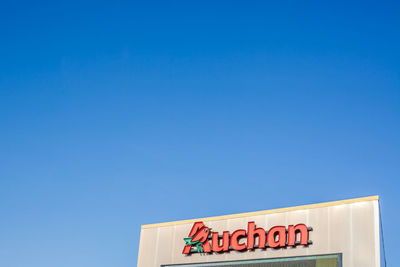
138 199 380 267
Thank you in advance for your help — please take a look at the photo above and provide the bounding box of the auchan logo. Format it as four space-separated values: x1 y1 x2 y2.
183 221 312 254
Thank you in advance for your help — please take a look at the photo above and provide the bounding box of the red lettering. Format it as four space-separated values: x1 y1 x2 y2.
247 222 266 249
230 229 246 250
211 231 230 252
183 221 312 254
201 240 212 253
288 224 309 246
266 226 286 248
182 245 191 254
189 222 205 236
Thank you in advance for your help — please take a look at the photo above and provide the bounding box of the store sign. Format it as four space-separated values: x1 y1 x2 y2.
183 221 312 254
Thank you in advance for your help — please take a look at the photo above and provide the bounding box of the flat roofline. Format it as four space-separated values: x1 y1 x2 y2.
141 195 379 229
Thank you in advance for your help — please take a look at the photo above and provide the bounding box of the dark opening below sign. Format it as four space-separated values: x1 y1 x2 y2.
163 254 341 267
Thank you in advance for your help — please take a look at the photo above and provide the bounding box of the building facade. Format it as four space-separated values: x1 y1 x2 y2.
138 196 380 267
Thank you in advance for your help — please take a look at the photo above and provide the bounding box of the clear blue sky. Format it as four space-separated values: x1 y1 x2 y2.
0 1 399 266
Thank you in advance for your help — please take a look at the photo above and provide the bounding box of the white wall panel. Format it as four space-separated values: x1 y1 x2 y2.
138 197 380 267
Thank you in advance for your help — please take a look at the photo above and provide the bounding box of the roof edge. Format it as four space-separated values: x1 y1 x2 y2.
141 195 379 229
